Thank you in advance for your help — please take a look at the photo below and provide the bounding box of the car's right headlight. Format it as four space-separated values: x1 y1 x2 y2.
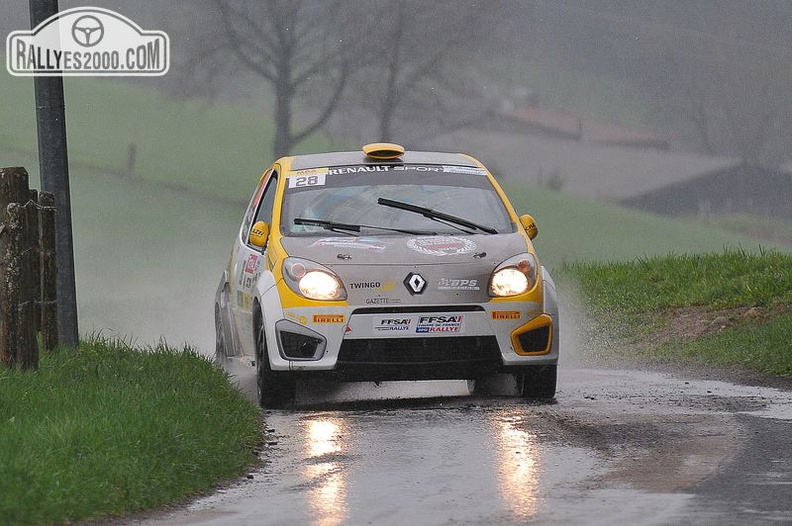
489 253 538 297
282 257 347 301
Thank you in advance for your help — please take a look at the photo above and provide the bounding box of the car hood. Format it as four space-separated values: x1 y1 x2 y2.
279 233 531 305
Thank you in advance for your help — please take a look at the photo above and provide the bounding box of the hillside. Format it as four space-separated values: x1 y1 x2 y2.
1 75 787 350
0 71 334 202
505 183 785 268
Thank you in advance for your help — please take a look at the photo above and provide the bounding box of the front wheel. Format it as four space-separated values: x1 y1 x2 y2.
514 365 557 400
255 316 296 409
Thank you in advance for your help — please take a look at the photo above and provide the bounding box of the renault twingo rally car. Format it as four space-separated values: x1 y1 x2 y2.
215 143 559 408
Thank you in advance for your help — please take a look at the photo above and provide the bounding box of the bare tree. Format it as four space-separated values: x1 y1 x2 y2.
344 0 487 142
651 42 792 164
176 0 360 157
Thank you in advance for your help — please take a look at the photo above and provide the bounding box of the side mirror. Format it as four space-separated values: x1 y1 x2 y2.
249 221 270 249
519 214 538 240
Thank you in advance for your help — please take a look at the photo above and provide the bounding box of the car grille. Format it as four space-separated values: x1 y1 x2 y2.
336 336 502 381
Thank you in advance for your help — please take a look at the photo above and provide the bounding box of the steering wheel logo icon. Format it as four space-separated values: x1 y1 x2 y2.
71 15 104 47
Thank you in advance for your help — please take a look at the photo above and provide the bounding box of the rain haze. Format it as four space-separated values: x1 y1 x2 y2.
2 1 790 350
3 2 792 525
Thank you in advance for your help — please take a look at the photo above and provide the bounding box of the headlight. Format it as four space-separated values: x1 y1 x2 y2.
283 257 347 301
489 253 538 297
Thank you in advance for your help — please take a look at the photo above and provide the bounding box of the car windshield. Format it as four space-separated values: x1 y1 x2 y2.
280 164 515 236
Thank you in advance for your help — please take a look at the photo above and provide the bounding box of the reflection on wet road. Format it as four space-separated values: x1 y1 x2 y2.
493 414 540 521
260 401 556 525
140 366 792 526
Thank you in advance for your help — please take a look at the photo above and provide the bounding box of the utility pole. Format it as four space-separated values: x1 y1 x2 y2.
29 0 79 347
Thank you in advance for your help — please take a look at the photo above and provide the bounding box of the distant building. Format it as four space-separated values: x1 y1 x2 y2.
422 112 790 221
490 105 671 151
424 128 737 201
622 163 792 219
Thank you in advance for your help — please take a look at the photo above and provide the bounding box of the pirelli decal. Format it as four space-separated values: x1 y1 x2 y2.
491 310 521 320
313 314 345 324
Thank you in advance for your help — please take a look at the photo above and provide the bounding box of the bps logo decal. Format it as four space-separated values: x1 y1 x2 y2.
313 314 345 324
7 7 169 76
437 278 479 291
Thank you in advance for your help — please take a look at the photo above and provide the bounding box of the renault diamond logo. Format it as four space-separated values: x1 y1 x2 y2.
404 273 426 295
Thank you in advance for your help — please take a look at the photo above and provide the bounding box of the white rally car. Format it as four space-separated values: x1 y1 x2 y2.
215 143 559 407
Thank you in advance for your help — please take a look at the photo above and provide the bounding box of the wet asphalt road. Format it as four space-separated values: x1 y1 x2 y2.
136 359 792 526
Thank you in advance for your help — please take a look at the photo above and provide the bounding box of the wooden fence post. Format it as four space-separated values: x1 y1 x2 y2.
0 167 39 369
0 204 17 367
39 192 58 351
11 202 37 370
28 189 41 333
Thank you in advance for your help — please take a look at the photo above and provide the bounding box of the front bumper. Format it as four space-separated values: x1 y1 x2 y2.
260 270 560 382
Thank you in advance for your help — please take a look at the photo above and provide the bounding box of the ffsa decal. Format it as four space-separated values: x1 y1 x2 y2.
416 315 463 333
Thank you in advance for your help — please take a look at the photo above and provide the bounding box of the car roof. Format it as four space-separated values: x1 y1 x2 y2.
288 150 480 171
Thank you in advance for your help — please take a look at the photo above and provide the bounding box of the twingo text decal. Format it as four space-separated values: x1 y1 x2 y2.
407 236 476 257
7 7 169 76
416 315 463 333
349 281 396 291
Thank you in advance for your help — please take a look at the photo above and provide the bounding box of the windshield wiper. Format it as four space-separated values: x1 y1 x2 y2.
294 217 437 236
377 198 498 234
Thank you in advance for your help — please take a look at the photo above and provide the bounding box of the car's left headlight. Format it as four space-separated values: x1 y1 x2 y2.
489 253 538 297
283 257 347 301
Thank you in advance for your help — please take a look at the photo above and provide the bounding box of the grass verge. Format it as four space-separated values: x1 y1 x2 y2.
561 250 792 377
0 338 261 525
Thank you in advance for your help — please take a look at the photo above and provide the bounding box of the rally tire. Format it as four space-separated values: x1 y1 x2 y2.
255 312 296 409
514 365 557 400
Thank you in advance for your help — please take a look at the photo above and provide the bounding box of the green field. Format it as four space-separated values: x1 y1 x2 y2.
505 183 784 269
0 338 261 524
563 250 792 377
0 69 335 202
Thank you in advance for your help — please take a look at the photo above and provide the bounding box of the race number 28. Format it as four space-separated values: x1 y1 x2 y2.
288 174 326 188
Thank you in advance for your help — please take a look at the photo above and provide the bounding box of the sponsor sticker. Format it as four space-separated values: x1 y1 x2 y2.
442 165 487 175
365 297 402 305
284 311 308 325
288 168 329 177
311 237 389 252
7 6 169 77
491 310 521 320
288 173 326 188
244 254 260 274
313 314 345 324
374 317 413 333
407 236 476 257
350 281 396 291
437 278 480 291
328 165 392 175
416 315 464 333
